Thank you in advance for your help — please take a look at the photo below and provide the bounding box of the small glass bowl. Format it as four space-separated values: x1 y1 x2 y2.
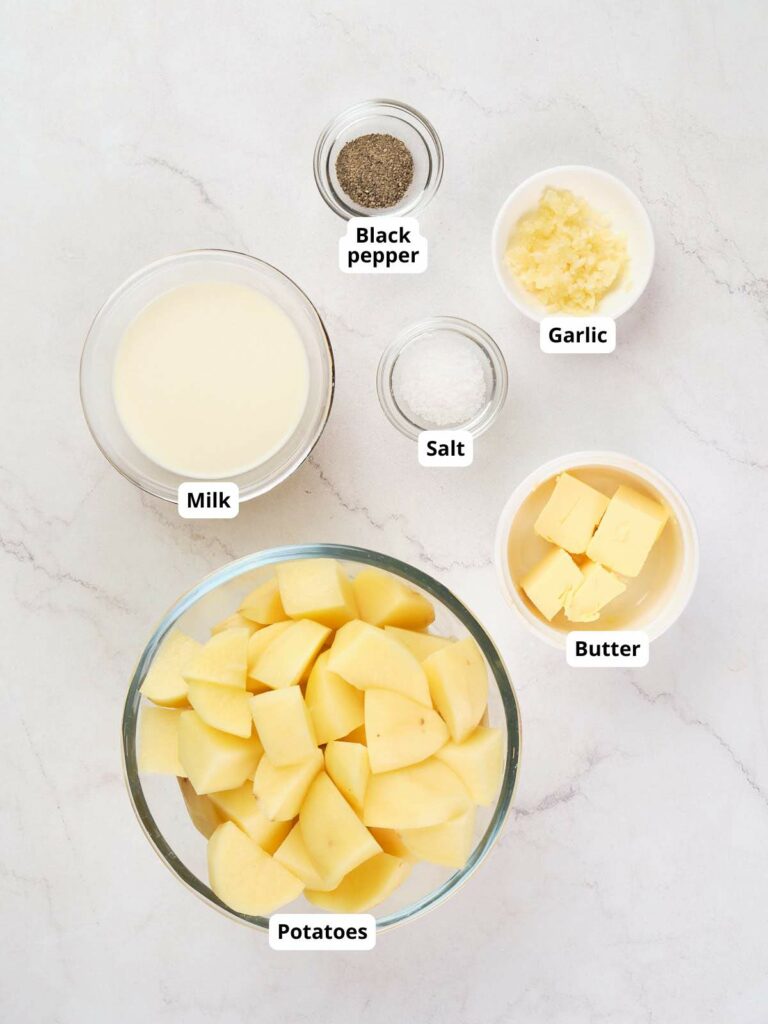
122 544 521 933
80 250 334 503
377 317 509 440
314 99 444 219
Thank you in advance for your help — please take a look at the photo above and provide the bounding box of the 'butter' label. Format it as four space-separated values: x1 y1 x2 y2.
540 316 616 354
178 482 239 519
418 430 473 467
566 630 649 667
340 217 427 274
269 914 376 951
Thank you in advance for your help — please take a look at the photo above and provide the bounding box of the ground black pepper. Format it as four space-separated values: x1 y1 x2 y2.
335 133 414 209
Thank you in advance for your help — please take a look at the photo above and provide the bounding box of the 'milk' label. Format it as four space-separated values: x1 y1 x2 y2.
566 630 649 667
340 217 427 273
178 482 239 519
269 914 376 950
540 316 616 354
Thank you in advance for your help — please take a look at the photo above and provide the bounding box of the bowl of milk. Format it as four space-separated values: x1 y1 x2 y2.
80 251 334 502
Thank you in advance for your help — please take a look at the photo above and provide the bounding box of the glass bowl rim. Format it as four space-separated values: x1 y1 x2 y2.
79 248 335 504
122 542 521 933
376 315 509 440
313 98 444 220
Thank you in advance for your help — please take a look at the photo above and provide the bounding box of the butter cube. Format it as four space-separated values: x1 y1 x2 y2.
520 547 584 621
586 485 669 577
564 561 626 623
534 473 610 554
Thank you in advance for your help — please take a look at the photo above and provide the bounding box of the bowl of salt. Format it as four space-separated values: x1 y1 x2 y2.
376 317 508 441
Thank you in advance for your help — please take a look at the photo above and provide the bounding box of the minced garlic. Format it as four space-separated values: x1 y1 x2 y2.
506 187 628 314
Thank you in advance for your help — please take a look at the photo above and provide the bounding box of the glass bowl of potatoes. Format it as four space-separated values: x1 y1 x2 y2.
123 544 520 933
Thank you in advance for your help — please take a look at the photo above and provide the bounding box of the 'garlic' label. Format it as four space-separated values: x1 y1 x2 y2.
340 217 427 273
540 316 616 354
178 482 239 519
418 430 473 467
269 914 376 951
566 630 649 667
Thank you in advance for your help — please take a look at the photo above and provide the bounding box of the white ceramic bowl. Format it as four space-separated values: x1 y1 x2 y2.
495 451 698 649
491 166 655 322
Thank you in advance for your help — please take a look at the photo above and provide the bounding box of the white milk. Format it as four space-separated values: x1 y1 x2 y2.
113 281 309 479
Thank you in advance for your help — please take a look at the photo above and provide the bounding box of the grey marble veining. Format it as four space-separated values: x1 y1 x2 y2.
1 2 767 1021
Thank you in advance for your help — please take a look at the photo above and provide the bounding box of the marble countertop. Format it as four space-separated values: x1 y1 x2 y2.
3 2 767 1021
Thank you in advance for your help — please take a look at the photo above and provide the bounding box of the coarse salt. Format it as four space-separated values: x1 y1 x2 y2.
392 333 488 428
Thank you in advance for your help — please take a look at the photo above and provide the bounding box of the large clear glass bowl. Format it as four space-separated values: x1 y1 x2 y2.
80 250 334 503
122 544 521 933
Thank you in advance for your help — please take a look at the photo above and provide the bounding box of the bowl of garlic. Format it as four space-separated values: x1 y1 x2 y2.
491 165 655 322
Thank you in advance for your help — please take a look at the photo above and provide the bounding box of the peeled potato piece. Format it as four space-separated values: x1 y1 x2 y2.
239 578 286 625
324 741 370 814
207 781 291 853
328 621 432 707
300 772 381 881
212 612 260 637
434 726 504 805
208 822 303 916
139 706 186 776
352 568 435 630
306 853 410 913
246 621 294 692
305 650 364 745
249 688 317 767
252 749 323 821
178 777 221 838
363 758 470 830
401 806 476 868
274 824 340 892
183 628 250 689
384 626 451 662
141 630 201 707
178 711 262 795
277 558 358 629
342 723 367 745
365 689 448 774
368 827 414 861
250 619 330 690
423 637 488 742
187 680 253 738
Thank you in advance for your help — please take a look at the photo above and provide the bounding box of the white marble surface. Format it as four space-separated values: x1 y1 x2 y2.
2 2 767 1021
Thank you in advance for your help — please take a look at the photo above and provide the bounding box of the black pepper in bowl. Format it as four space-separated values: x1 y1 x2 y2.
335 133 414 210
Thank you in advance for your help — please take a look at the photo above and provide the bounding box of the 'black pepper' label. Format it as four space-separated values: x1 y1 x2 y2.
340 217 427 274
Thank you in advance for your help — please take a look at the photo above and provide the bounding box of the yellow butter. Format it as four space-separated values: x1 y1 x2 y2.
587 485 669 578
506 188 628 313
534 472 610 554
564 560 627 623
520 547 584 622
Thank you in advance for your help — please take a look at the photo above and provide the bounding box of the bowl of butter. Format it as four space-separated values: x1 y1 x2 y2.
491 166 655 322
495 452 698 647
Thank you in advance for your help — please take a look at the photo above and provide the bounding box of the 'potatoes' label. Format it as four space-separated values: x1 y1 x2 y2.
418 430 473 467
540 316 616 354
340 217 427 274
177 482 239 519
566 630 649 667
269 914 376 950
